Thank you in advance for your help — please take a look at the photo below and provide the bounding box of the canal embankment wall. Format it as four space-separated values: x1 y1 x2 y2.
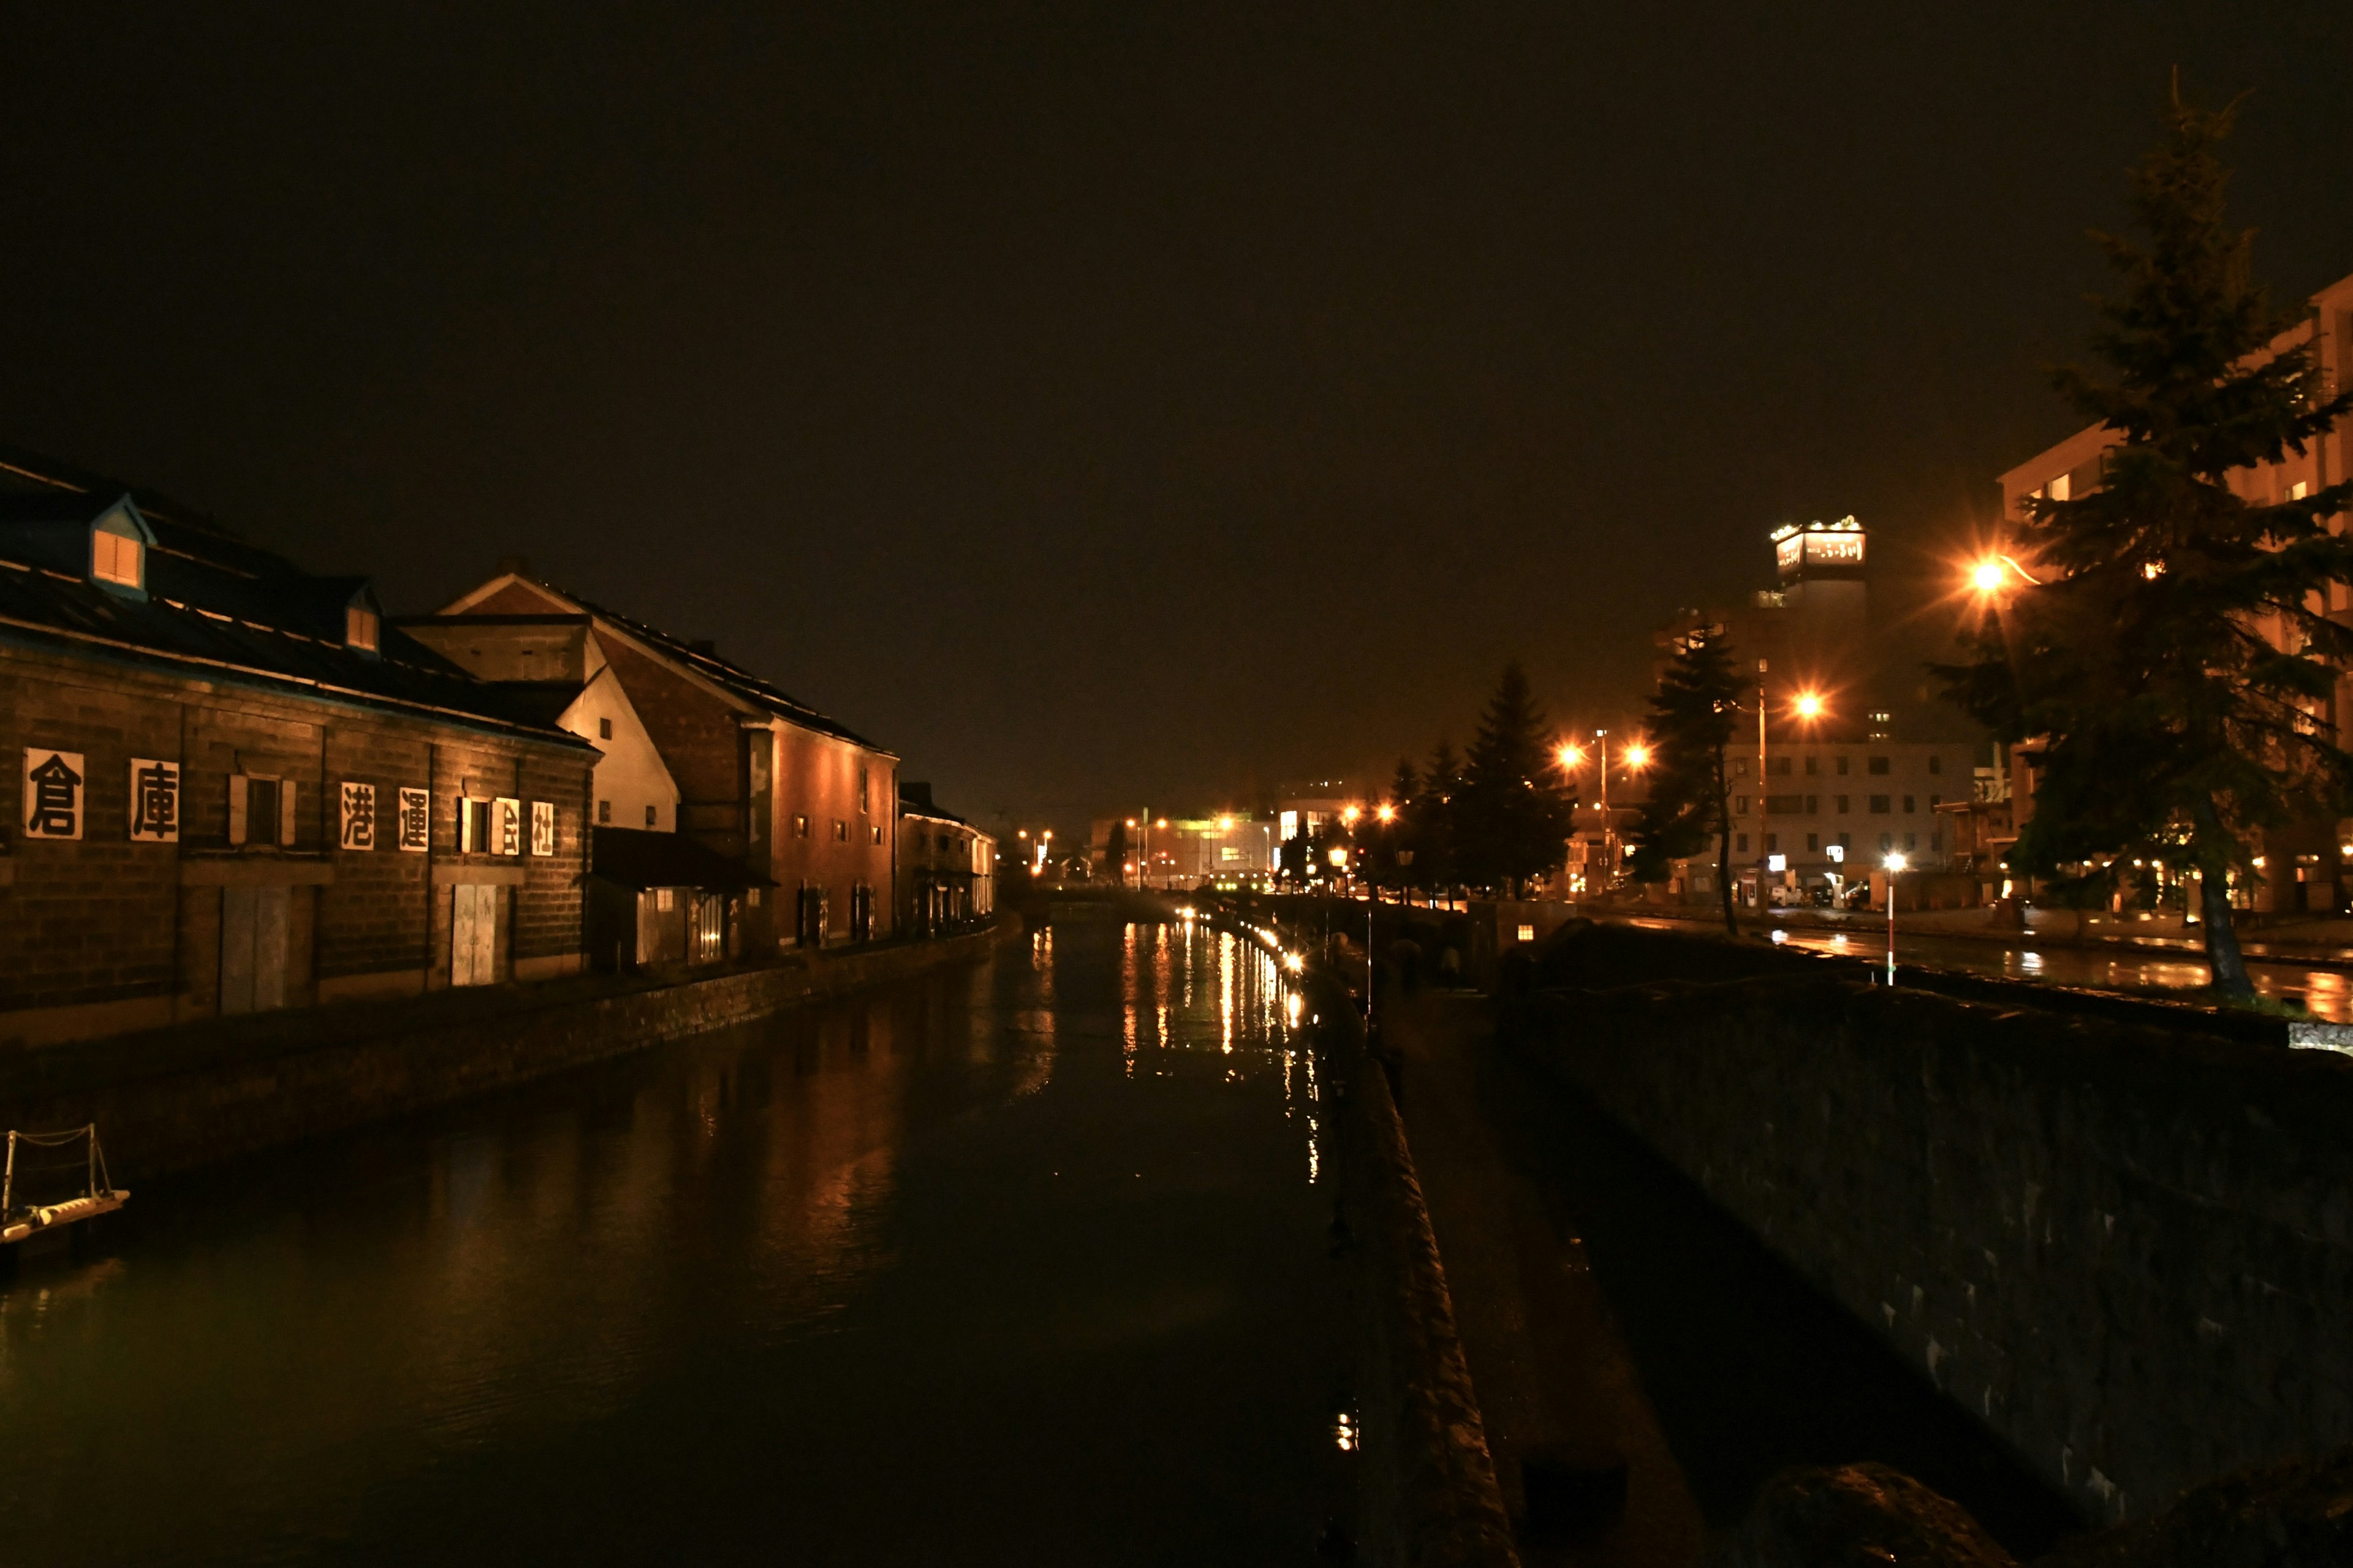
1238 911 1519 1567
1497 968 2353 1531
0 920 1017 1181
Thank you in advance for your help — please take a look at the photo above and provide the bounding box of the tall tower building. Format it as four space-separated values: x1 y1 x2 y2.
1658 515 1873 742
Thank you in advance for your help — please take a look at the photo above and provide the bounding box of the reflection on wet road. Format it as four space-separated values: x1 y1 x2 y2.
1625 915 2353 1021
0 914 1346 1566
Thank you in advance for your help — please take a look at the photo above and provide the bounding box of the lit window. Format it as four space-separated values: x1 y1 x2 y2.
92 529 143 588
795 814 810 838
345 605 380 651
1515 924 1535 942
833 820 847 841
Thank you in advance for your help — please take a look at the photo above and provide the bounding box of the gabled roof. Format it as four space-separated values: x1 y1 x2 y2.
588 825 774 892
0 449 594 750
429 571 892 754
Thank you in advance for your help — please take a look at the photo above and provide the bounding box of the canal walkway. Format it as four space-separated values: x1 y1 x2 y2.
1383 985 2083 1564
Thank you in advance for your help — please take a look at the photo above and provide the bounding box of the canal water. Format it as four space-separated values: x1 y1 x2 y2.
0 914 1351 1566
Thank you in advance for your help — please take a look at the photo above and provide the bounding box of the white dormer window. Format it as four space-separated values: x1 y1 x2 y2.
93 528 143 588
346 604 380 651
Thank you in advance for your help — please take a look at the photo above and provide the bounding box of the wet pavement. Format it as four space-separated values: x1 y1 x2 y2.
1623 914 2353 1021
0 914 1349 1566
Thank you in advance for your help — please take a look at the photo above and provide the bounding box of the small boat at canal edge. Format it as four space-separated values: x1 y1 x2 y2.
2 1125 129 1246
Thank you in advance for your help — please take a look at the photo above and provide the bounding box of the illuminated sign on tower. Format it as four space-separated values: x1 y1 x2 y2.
1771 515 1866 579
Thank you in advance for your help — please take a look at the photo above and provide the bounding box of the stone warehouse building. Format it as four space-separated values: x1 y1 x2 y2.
409 563 900 952
0 458 597 1047
896 782 994 936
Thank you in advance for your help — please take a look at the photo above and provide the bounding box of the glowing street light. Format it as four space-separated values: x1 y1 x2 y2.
1375 803 1396 824
1623 741 1653 770
1218 815 1236 830
1558 742 1585 771
1341 805 1361 826
1794 691 1825 721
1968 555 2042 596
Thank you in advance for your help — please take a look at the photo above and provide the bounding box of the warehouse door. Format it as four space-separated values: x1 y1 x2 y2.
451 884 501 987
219 886 289 1015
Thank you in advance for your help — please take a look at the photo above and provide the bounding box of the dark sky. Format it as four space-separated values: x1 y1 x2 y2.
4 4 2350 831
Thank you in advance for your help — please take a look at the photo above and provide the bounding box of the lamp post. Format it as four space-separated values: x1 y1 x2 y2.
1596 729 1613 895
1754 661 1770 913
1884 851 1908 984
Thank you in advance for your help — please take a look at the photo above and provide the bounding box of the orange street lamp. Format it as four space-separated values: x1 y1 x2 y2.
1794 691 1825 721
1375 803 1396 824
1623 741 1653 771
1557 742 1585 771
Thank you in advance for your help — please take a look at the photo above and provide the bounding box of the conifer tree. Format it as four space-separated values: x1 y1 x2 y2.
1458 661 1578 897
1631 627 1743 934
1938 85 2353 998
1375 757 1420 894
1413 739 1463 894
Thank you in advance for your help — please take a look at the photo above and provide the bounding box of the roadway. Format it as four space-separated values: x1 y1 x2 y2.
1617 911 2353 1022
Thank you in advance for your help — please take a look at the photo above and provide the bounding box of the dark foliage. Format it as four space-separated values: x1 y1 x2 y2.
1631 627 1743 933
1936 86 2353 998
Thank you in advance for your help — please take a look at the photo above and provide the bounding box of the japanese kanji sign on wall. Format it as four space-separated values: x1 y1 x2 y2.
397 787 431 853
22 748 86 839
494 797 521 856
129 758 180 843
529 800 556 857
340 782 376 851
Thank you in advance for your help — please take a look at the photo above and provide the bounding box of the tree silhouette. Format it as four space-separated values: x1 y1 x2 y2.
1457 661 1577 897
1938 85 2353 998
1631 626 1743 934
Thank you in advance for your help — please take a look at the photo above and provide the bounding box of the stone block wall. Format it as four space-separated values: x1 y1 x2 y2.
2 643 591 1043
1502 975 2353 1528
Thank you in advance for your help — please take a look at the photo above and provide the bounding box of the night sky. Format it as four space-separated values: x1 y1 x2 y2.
3 4 2349 830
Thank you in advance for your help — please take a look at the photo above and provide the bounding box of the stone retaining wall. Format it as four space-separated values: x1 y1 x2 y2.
1285 949 1519 1567
0 922 1015 1180
1500 974 2353 1528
